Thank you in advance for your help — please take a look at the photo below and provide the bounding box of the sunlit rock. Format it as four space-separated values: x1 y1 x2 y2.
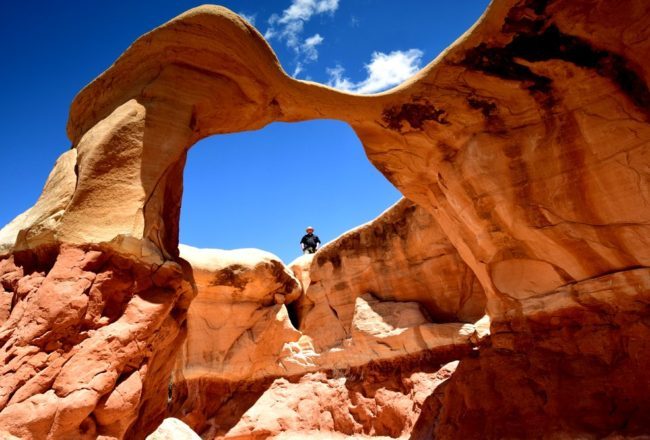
0 0 648 438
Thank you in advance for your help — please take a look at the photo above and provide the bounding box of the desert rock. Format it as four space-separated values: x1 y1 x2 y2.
221 363 458 440
176 245 302 384
172 245 479 437
296 198 486 352
0 245 194 439
0 0 648 438
146 418 201 440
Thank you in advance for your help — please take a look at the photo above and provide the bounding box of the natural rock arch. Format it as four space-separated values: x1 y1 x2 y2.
1 0 649 438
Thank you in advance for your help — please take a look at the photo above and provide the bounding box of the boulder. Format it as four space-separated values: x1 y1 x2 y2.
146 418 201 440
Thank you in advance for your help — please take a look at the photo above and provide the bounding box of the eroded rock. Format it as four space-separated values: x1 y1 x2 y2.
295 198 486 352
0 0 648 438
171 244 480 438
0 245 193 439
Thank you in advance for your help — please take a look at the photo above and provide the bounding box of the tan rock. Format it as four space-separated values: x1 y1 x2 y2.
0 149 76 256
172 245 478 437
297 198 486 351
287 253 314 293
175 245 302 384
146 418 201 440
180 244 302 305
175 247 479 383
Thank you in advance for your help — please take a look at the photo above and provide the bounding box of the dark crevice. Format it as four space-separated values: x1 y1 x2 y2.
461 14 650 119
467 96 497 117
382 98 450 132
286 300 300 329
329 303 340 320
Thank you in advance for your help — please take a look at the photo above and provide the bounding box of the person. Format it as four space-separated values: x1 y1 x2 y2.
300 226 321 254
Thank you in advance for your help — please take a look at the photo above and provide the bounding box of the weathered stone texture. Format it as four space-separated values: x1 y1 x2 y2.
0 0 648 437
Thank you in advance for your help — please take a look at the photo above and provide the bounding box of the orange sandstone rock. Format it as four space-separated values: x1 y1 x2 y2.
0 245 193 439
172 244 479 437
295 198 486 352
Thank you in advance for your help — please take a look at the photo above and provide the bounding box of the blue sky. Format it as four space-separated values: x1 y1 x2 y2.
1 0 489 264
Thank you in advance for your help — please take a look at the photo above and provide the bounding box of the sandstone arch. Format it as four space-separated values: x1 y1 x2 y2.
1 0 649 438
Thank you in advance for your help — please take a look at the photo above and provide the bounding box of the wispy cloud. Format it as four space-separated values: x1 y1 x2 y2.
293 63 304 77
302 33 324 61
265 0 340 76
279 0 339 23
326 49 424 94
238 12 256 26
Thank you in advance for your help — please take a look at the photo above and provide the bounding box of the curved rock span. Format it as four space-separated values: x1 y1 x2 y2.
0 0 649 438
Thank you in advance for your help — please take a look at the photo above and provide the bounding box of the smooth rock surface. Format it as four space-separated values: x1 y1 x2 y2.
146 418 201 440
296 198 486 352
176 245 302 384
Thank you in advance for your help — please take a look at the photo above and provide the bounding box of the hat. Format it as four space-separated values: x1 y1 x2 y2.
306 226 314 231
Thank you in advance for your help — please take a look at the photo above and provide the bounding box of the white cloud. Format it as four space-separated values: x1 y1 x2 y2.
326 65 355 90
278 0 339 24
292 63 304 77
238 12 256 26
302 33 324 61
326 49 424 94
264 0 339 74
263 27 276 40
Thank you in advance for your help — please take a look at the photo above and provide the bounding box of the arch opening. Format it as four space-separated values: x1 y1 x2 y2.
180 119 402 264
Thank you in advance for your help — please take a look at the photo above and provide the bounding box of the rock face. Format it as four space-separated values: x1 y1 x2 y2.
172 243 481 438
1 0 649 438
0 246 193 439
296 198 486 352
220 363 458 440
175 245 303 385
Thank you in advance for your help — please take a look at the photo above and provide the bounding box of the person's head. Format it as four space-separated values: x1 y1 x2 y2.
306 226 314 233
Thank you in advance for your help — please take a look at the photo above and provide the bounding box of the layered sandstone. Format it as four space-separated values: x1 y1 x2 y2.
172 242 482 438
0 0 648 438
296 198 486 352
175 244 303 384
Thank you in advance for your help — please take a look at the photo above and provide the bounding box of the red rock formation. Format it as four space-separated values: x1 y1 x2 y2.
219 362 459 440
0 0 648 438
0 245 193 439
174 357 461 439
